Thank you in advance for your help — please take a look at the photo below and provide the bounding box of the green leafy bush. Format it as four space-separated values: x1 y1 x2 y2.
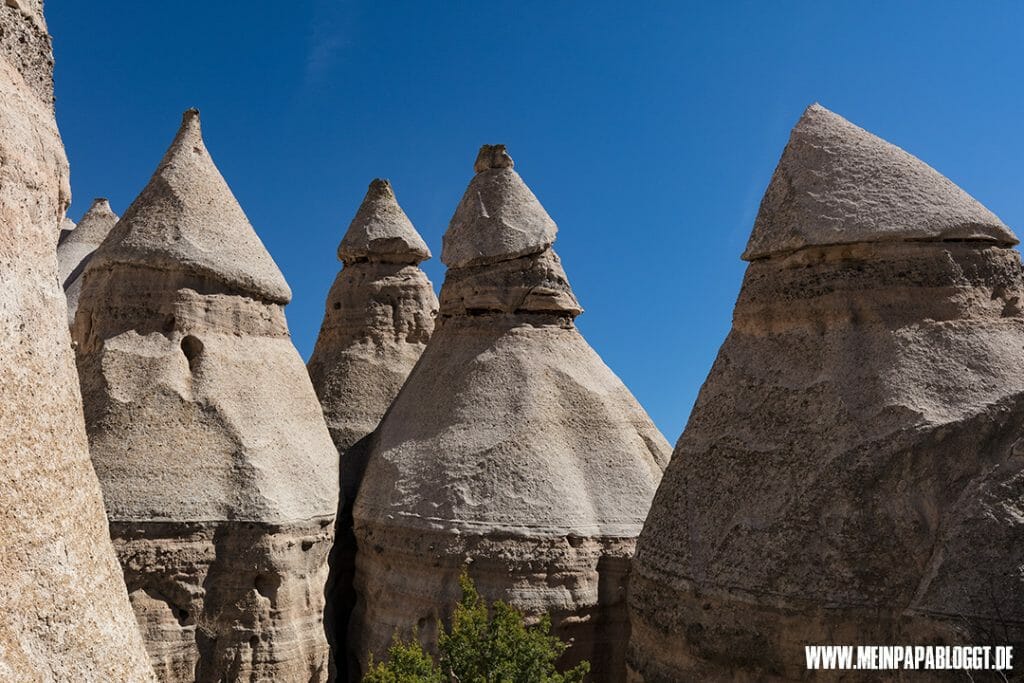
363 571 590 683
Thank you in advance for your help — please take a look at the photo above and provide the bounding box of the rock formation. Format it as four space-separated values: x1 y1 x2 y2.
59 215 75 243
307 178 437 680
351 145 670 681
57 197 119 324
72 109 339 682
628 104 1024 680
0 1 155 680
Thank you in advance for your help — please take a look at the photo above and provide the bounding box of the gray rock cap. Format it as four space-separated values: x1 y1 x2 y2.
743 104 1017 260
337 179 430 264
94 109 292 303
441 144 558 269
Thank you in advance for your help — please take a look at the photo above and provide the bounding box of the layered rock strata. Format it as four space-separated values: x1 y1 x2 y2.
628 104 1024 681
351 145 670 682
0 1 155 679
72 109 338 682
307 179 437 680
57 197 119 324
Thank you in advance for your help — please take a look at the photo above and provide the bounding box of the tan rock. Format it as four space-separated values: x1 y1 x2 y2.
308 178 438 680
351 146 670 682
0 2 155 680
58 215 75 244
73 110 338 682
743 104 1016 260
57 198 119 324
628 105 1024 680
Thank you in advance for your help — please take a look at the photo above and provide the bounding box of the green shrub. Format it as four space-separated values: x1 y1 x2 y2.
363 571 590 682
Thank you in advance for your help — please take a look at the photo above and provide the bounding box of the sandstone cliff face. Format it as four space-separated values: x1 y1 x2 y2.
351 145 670 682
628 105 1024 681
56 198 119 325
307 179 437 681
72 110 339 682
0 2 155 680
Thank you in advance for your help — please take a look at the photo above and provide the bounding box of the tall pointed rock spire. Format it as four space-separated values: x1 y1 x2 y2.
73 110 337 682
351 146 669 681
95 108 290 303
743 104 1016 260
57 197 120 324
1 1 155 678
309 179 438 680
629 105 1024 679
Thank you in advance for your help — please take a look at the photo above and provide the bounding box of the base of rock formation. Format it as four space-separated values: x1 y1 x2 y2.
113 517 334 682
351 522 635 681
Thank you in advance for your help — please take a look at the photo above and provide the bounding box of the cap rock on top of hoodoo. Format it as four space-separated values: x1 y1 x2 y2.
72 109 339 683
628 104 1024 680
307 178 438 681
350 144 671 682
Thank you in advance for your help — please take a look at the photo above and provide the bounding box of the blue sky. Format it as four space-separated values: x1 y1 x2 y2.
49 2 1024 442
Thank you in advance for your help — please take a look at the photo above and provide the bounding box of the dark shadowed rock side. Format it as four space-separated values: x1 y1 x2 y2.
56 197 119 324
0 1 155 680
351 145 670 682
307 179 437 681
72 110 339 682
628 104 1024 681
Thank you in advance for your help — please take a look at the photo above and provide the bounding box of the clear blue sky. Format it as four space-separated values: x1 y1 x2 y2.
49 2 1024 443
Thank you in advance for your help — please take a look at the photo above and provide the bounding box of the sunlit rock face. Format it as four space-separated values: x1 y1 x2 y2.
57 197 119 324
72 110 339 683
351 145 670 683
307 178 437 681
628 104 1024 681
0 1 155 680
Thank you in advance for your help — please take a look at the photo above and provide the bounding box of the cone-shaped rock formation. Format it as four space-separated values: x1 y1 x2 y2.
743 104 1016 259
57 197 119 324
308 178 437 681
0 1 155 679
72 110 338 682
351 145 670 681
629 105 1024 680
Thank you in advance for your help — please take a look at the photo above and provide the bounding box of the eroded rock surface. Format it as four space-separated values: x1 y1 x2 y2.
351 145 670 682
628 105 1024 681
73 109 338 682
0 1 155 680
57 197 119 324
307 178 437 681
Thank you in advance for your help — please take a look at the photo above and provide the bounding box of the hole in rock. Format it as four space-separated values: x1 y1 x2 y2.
180 335 204 371
254 574 280 599
250 635 260 649
333 302 341 310
301 540 314 551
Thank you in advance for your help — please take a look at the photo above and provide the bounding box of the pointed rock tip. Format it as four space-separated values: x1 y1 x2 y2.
89 110 292 304
59 196 119 249
86 197 114 215
742 104 1017 260
337 178 430 264
442 144 556 269
474 144 514 173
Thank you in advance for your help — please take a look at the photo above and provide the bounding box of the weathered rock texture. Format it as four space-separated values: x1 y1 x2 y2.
58 215 75 243
57 197 119 324
628 104 1024 681
307 179 437 681
0 1 156 680
72 109 339 682
351 145 670 682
